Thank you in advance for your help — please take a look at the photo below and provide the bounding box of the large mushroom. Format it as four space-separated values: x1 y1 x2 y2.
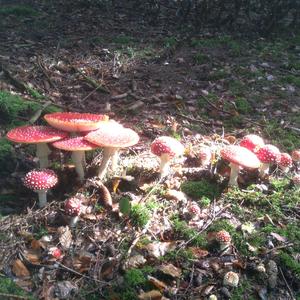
23 169 58 207
7 125 68 168
52 136 98 181
44 112 109 133
151 136 185 177
239 134 264 153
84 121 139 179
220 145 260 187
256 144 281 177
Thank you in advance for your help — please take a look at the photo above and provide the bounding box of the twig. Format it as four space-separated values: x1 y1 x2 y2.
0 292 29 299
279 266 296 300
37 56 57 88
111 92 128 100
72 66 110 94
56 262 109 285
177 112 220 126
80 86 103 104
286 126 300 134
264 243 294 254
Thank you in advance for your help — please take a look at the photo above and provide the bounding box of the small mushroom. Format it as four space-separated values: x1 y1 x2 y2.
256 145 281 176
65 197 81 227
151 136 184 177
215 230 231 250
44 112 109 133
278 153 292 173
23 169 58 207
7 125 68 168
84 121 139 179
220 145 260 187
48 247 62 259
223 271 239 287
52 136 98 181
292 174 300 190
292 149 300 168
239 134 264 153
188 202 201 216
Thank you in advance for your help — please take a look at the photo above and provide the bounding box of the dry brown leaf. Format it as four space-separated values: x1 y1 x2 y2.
138 290 162 300
23 249 42 265
148 275 168 291
189 247 209 259
58 226 72 250
31 239 45 250
159 264 182 278
12 259 30 277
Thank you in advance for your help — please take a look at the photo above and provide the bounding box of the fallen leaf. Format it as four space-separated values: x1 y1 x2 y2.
123 254 147 270
58 226 72 250
12 259 30 277
270 232 287 243
148 275 168 291
138 290 162 300
145 241 177 258
189 247 209 259
159 264 182 278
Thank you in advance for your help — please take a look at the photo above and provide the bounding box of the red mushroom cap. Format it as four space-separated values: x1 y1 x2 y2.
256 145 281 164
48 247 62 259
23 169 58 191
65 197 81 216
279 153 292 168
84 121 139 148
7 125 68 144
51 136 99 151
239 134 264 153
215 230 231 243
44 112 109 132
189 203 201 215
220 145 260 169
151 136 184 158
293 174 300 185
292 150 300 162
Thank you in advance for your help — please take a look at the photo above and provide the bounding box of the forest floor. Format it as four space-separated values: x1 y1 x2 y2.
0 1 300 299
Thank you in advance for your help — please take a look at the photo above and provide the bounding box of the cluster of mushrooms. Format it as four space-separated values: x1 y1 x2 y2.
6 114 300 224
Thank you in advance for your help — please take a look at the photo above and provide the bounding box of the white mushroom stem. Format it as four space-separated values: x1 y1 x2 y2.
71 151 85 181
111 148 120 172
36 143 51 168
228 163 240 186
259 163 270 177
36 190 47 208
98 147 118 179
70 216 79 227
159 153 171 177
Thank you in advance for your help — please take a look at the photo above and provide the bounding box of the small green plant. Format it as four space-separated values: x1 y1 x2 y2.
235 97 252 114
199 196 211 207
163 36 177 48
130 204 151 228
280 75 300 87
33 226 49 240
194 53 209 65
181 179 220 200
112 35 134 45
0 276 34 299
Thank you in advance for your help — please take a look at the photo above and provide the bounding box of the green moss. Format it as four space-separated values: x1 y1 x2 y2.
235 97 253 114
0 138 15 174
279 252 300 279
163 249 194 262
112 35 134 45
0 5 38 16
199 196 211 207
181 179 220 200
280 75 300 87
231 280 255 300
264 121 300 151
0 91 61 126
172 216 207 247
130 204 151 228
0 276 34 299
163 36 177 48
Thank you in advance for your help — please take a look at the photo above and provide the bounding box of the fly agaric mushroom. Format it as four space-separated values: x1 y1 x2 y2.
256 144 281 176
220 145 260 187
151 136 185 177
278 153 292 173
23 169 58 207
84 121 139 179
292 150 300 165
52 137 98 181
239 134 264 153
215 230 231 250
189 202 201 216
7 125 68 168
198 146 212 167
48 247 62 259
65 197 82 227
292 174 300 190
223 271 239 287
44 112 108 133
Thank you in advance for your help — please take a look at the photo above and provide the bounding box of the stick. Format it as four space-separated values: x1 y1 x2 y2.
279 266 296 300
28 100 52 124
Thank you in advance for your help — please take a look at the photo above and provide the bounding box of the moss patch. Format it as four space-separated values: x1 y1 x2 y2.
181 179 220 200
